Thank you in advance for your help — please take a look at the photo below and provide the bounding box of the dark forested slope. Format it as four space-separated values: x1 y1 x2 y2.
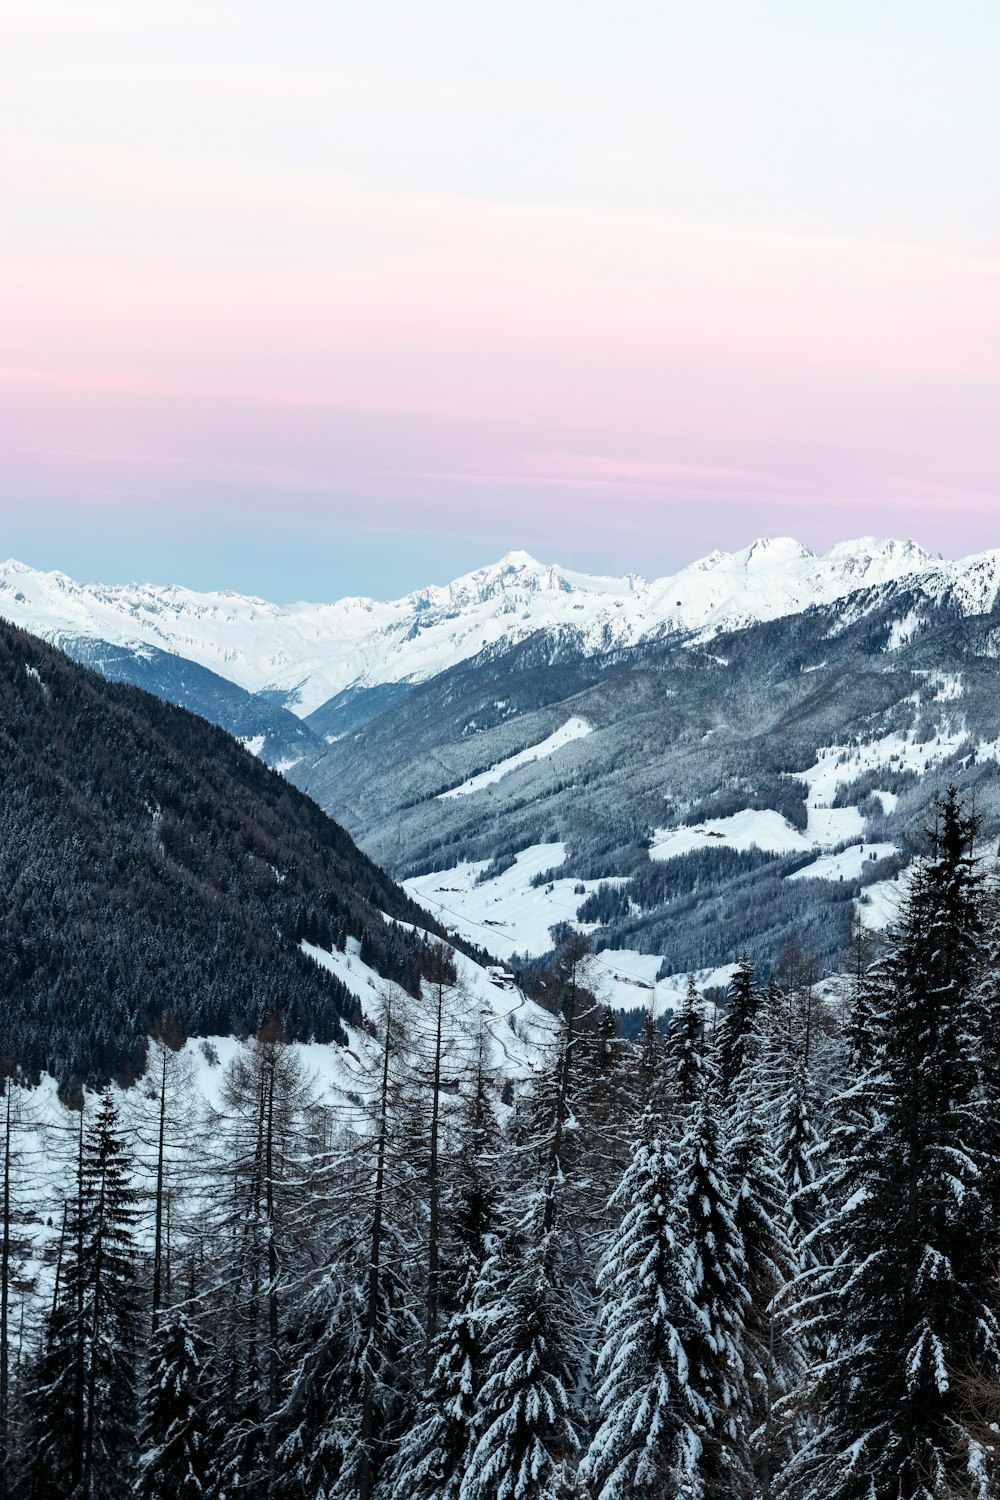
0 619 451 1092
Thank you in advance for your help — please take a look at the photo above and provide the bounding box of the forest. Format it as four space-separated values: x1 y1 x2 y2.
0 788 997 1499
0 618 466 1091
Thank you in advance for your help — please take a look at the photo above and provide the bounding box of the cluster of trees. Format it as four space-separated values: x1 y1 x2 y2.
1 789 999 1498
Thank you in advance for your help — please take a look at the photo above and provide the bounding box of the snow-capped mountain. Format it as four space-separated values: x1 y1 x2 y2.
0 537 951 720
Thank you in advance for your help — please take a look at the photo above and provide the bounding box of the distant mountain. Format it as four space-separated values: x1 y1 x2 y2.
0 619 458 1096
8 537 1000 1006
285 563 1000 992
0 538 941 733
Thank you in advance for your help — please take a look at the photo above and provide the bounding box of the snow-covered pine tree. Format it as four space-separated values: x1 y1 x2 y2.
842 912 882 1079
715 954 759 1100
460 1007 586 1500
631 1006 669 1123
726 1078 800 1495
677 1092 751 1498
267 983 421 1500
742 978 828 1269
971 874 1000 1245
268 1261 367 1500
205 1023 320 1492
580 1113 706 1500
665 978 710 1109
787 789 1000 1500
136 1310 218 1500
459 1224 582 1500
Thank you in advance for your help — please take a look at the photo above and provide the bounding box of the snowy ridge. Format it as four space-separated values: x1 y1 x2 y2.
0 536 952 718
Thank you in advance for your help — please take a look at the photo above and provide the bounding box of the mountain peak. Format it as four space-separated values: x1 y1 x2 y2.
0 535 985 723
740 536 816 567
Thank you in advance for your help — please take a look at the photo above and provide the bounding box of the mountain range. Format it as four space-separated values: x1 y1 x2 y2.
5 537 1000 1007
0 536 946 732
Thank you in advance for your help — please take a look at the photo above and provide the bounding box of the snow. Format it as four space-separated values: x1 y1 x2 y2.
0 535 942 718
587 954 739 1020
799 726 998 806
302 931 555 1079
788 843 897 883
439 718 592 799
885 611 923 651
649 809 812 860
240 734 266 756
402 843 624 961
805 805 866 845
916 669 964 702
856 874 906 930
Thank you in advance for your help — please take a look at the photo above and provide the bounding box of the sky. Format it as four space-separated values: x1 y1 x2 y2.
2 0 999 601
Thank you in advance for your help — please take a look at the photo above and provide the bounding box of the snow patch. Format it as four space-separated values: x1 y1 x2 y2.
403 843 622 960
788 843 897 883
438 718 592 799
649 809 811 860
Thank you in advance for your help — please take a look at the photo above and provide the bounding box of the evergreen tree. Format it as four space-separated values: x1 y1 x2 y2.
665 978 710 1108
460 1227 582 1500
461 1014 586 1500
580 1115 705 1500
677 1093 750 1498
22 1094 142 1500
386 1028 502 1500
715 954 759 1099
268 1264 367 1500
789 790 1000 1500
726 1081 800 1495
136 1311 218 1500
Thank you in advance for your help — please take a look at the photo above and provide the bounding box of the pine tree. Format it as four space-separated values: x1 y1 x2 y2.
789 789 1000 1500
461 1013 586 1500
726 1082 800 1496
460 1227 582 1500
136 1311 218 1500
22 1093 142 1500
206 1024 318 1493
715 954 759 1099
665 978 710 1108
677 1093 751 1498
580 1115 705 1500
268 1264 367 1500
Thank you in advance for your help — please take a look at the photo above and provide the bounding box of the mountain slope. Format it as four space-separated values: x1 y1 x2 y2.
287 569 1000 983
0 620 457 1095
0 538 939 723
62 635 322 766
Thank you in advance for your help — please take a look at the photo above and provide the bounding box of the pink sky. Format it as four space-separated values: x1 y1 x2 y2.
2 2 999 597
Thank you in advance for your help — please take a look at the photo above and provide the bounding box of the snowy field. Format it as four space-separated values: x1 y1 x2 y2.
788 843 897 883
798 726 998 804
650 809 813 861
403 843 625 960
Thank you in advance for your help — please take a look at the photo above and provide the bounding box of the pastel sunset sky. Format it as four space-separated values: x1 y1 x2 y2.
2 0 999 598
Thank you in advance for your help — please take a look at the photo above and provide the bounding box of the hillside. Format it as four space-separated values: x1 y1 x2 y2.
0 619 456 1093
289 570 1000 984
